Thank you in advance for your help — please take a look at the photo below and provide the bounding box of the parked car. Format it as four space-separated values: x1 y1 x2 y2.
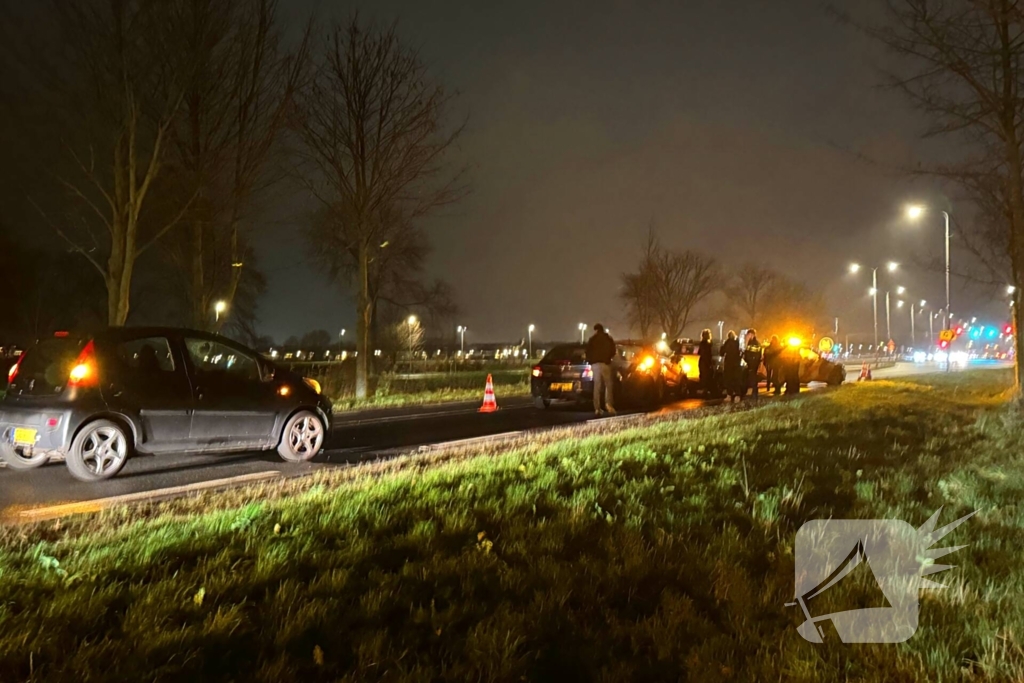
795 345 846 386
615 340 686 405
531 343 595 408
0 328 333 481
531 340 682 409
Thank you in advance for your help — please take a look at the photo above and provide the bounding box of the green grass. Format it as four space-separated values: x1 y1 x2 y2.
328 370 531 411
2 371 1023 681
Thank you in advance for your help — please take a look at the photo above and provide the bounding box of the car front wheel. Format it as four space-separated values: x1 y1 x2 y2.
278 411 325 462
66 419 130 482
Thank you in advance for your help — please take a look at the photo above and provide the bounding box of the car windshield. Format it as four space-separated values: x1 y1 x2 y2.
541 345 586 364
13 337 88 395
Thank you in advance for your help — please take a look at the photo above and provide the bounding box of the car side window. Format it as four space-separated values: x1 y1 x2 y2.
112 337 176 376
184 338 261 383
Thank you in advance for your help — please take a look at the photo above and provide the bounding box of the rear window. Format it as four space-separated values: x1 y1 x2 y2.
12 337 88 394
541 345 587 364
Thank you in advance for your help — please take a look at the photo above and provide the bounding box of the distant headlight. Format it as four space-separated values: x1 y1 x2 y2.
303 377 322 394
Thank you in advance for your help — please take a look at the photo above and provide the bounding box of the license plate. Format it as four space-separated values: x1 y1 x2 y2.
12 427 37 446
549 382 574 392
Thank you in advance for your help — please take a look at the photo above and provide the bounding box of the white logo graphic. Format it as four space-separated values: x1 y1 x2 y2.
788 508 975 643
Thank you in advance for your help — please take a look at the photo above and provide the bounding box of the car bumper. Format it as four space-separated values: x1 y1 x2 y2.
531 378 593 401
0 406 80 455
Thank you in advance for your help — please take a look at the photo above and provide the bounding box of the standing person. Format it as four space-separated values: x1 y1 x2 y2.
698 328 716 397
720 330 741 403
742 329 763 399
764 334 782 396
585 323 617 415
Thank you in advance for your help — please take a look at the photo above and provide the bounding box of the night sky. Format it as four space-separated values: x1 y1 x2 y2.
256 0 1002 346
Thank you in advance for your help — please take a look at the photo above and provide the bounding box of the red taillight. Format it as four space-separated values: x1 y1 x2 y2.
582 367 593 380
67 340 98 388
53 330 69 338
7 355 23 383
532 366 542 378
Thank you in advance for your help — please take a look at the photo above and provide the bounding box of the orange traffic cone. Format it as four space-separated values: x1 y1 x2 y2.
479 373 498 413
858 362 872 381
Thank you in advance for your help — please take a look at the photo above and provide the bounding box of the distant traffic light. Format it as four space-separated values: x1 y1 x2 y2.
939 339 950 350
1005 324 1014 335
954 325 964 337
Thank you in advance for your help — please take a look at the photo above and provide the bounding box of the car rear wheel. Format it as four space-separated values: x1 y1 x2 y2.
278 411 325 462
827 366 845 386
66 420 130 482
0 443 49 470
534 396 551 409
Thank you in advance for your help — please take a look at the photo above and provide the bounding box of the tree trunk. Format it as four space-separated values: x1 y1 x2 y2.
355 239 371 399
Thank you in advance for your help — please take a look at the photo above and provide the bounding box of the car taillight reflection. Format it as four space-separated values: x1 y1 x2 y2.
582 367 593 380
532 366 543 378
7 355 23 383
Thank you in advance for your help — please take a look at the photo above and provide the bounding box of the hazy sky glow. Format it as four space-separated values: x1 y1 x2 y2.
256 0 1000 345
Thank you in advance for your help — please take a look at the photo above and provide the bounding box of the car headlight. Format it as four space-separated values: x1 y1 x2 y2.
303 377 322 394
682 362 692 375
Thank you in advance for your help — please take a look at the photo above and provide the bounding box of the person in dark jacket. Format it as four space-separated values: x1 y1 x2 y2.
697 328 716 396
720 330 741 403
763 334 782 396
585 323 617 415
742 329 763 399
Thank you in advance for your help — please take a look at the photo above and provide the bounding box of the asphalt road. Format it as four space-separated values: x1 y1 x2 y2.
0 359 1010 512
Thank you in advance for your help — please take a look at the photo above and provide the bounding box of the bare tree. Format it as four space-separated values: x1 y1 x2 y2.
620 230 659 338
847 0 1024 394
297 16 464 398
621 231 719 339
26 0 198 325
724 262 777 328
168 0 310 330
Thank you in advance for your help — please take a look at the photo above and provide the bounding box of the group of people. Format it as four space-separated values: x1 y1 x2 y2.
584 322 803 414
698 328 801 402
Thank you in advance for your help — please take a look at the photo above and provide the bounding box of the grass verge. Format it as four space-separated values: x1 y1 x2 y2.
331 370 530 411
1 371 1022 681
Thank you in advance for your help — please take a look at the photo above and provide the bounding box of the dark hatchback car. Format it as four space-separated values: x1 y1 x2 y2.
0 328 333 482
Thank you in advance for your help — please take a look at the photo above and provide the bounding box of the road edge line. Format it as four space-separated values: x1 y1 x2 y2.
9 471 284 524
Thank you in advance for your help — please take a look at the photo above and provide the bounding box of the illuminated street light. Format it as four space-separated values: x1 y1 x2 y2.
214 300 227 323
849 263 861 274
896 286 906 295
408 315 418 326
887 261 899 272
905 204 925 220
457 325 466 355
897 300 905 308
527 324 535 358
920 300 926 307
1008 285 1016 295
578 322 587 343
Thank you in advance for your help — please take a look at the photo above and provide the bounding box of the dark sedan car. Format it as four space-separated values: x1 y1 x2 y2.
531 340 681 409
0 328 333 481
531 343 595 408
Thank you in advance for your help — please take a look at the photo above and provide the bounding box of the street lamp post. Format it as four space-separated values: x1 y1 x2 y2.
456 326 466 356
717 320 724 341
578 323 586 343
406 316 419 360
907 205 951 330
528 324 535 359
850 261 897 350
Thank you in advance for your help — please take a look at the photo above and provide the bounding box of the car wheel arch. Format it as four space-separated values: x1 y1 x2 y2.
71 412 138 453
